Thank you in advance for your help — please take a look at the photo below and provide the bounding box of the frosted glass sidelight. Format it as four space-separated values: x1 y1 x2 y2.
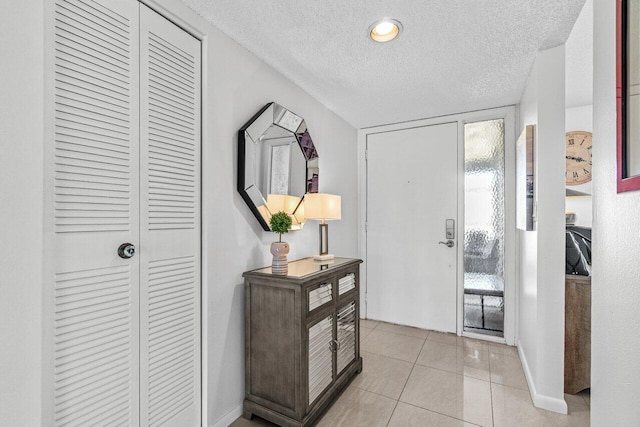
463 119 505 336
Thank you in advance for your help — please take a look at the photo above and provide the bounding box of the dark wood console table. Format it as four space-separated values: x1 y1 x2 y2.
565 274 591 394
243 257 363 426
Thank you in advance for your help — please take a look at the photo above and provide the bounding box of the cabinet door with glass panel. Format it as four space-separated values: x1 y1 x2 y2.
306 271 358 407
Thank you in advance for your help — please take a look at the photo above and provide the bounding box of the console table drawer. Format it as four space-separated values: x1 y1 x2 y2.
307 282 333 313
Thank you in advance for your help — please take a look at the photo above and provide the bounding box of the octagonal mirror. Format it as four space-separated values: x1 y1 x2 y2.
238 102 319 231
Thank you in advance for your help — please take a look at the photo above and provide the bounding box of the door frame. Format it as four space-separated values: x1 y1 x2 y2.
357 106 517 345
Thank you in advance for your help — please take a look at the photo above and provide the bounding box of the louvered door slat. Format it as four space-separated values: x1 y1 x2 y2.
140 5 201 425
53 265 136 426
308 316 334 406
338 273 356 295
55 3 136 235
337 302 357 374
308 283 333 312
50 2 201 426
52 1 139 425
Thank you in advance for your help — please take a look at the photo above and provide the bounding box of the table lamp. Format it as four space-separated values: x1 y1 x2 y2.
264 194 305 229
304 193 341 261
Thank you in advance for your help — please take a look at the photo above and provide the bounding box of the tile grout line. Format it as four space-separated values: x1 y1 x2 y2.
487 350 531 391
488 353 496 427
366 327 430 341
362 348 494 385
384 332 429 427
362 343 527 391
398 400 484 427
395 331 484 427
414 360 490 383
361 319 380 331
365 322 519 355
358 349 415 364
360 324 524 425
493 382 531 393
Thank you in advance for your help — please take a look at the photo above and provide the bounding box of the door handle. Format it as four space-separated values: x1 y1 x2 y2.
118 243 136 259
439 240 455 248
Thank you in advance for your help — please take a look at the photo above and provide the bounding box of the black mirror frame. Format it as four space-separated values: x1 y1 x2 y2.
237 102 319 231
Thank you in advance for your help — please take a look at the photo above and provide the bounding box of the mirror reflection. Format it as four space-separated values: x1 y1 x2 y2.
238 102 319 231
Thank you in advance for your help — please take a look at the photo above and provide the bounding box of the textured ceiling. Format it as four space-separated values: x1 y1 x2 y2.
182 0 586 128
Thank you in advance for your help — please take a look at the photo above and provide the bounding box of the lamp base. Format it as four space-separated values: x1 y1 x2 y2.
313 253 334 261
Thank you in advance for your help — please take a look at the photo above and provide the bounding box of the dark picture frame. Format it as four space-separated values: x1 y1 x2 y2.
617 0 640 192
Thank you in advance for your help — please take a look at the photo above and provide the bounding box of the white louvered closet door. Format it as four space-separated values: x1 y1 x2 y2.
52 0 141 425
139 5 201 427
50 1 201 426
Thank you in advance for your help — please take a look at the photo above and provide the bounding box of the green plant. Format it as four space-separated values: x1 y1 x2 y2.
270 211 292 242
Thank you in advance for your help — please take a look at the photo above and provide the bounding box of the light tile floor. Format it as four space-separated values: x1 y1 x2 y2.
231 320 590 427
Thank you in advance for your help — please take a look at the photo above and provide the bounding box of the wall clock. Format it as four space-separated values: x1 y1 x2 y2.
565 131 592 185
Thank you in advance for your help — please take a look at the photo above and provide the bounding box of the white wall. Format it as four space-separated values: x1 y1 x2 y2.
0 0 44 425
592 0 640 424
566 105 593 139
565 0 593 110
194 5 358 425
0 1 358 426
565 105 593 227
517 58 539 390
564 0 593 228
517 45 568 414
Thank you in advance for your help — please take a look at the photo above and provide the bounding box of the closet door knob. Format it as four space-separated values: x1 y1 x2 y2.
118 243 136 259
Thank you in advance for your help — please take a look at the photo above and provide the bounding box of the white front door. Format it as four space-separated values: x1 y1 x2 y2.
366 122 458 332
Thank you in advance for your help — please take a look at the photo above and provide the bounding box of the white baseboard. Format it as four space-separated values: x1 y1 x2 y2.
211 404 243 427
517 344 568 414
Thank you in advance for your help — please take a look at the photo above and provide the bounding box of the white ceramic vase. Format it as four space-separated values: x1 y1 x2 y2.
270 242 290 275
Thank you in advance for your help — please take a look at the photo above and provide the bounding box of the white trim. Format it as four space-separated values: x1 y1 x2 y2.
211 404 243 427
456 120 465 336
139 0 206 39
357 106 517 344
356 126 368 317
41 1 57 424
462 331 506 344
518 344 568 414
200 36 210 427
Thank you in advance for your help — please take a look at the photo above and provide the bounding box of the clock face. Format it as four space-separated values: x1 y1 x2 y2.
565 131 592 185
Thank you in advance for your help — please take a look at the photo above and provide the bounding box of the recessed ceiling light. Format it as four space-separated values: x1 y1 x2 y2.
369 18 402 43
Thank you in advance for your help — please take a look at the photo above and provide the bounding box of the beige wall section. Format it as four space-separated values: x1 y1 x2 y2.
592 0 640 424
517 45 567 414
0 0 44 425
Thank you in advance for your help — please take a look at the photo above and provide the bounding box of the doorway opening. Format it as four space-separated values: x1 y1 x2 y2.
463 119 506 337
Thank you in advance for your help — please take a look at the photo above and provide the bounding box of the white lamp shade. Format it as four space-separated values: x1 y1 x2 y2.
304 193 341 220
264 194 306 229
266 194 301 214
